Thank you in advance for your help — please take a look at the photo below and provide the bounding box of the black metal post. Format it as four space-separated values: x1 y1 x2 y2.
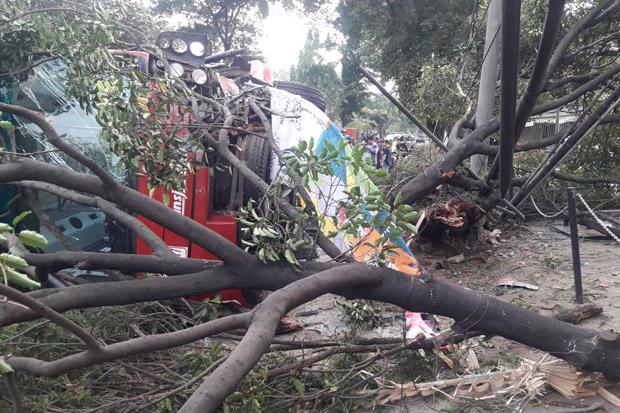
567 187 583 304
498 0 521 198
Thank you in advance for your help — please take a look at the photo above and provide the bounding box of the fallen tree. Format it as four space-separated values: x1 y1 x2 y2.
0 0 619 412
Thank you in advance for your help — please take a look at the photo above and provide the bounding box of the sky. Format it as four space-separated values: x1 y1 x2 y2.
258 3 310 73
258 3 342 74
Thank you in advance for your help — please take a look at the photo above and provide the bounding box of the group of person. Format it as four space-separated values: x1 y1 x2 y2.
362 136 394 170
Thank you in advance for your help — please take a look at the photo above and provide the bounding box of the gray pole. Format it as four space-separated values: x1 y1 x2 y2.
471 0 502 176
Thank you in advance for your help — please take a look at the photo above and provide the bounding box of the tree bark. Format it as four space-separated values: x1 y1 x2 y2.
471 0 501 176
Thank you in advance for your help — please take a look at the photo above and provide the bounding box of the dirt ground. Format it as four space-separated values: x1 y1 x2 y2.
277 219 620 412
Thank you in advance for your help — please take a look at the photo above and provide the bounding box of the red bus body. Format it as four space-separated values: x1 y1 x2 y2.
114 50 248 306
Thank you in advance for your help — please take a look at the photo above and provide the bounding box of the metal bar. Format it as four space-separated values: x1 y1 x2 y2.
359 65 447 152
510 85 620 206
358 65 485 182
498 0 521 197
567 187 583 304
204 48 247 64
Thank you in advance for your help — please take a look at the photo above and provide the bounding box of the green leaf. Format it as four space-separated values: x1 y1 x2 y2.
18 230 48 249
0 357 13 375
298 140 307 153
394 191 403 206
0 121 15 130
0 253 28 269
12 210 32 227
2 265 41 289
293 379 305 395
284 249 299 266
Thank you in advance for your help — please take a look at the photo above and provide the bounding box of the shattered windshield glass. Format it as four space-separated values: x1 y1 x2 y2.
9 60 127 253
13 59 125 185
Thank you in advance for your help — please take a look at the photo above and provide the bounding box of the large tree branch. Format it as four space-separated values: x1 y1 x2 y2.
0 261 332 326
2 259 620 382
0 158 253 267
397 63 620 204
13 180 175 258
551 171 620 185
21 250 216 275
533 62 620 115
179 263 380 412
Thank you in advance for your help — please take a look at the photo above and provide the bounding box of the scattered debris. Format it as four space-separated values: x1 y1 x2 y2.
553 304 603 324
480 228 502 245
464 349 480 372
405 311 437 339
496 278 540 291
447 254 465 264
597 385 620 408
276 316 306 334
368 355 600 412
295 310 320 317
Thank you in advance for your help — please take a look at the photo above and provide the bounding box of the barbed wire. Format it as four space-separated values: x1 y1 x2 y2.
576 192 620 244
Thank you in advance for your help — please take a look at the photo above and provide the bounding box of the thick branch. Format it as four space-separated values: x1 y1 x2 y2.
21 250 216 275
14 180 175 258
0 261 332 326
179 263 380 412
551 171 620 185
0 158 252 266
2 259 620 382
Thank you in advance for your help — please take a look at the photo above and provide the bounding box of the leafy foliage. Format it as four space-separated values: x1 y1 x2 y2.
289 30 343 121
338 0 475 123
1 0 199 193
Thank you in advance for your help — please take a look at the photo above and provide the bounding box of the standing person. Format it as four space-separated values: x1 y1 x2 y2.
396 137 409 154
380 140 393 171
363 136 379 166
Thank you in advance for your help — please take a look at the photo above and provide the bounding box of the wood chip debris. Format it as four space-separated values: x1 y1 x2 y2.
365 355 605 412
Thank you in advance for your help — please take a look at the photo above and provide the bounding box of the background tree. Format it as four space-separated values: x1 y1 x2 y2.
289 30 343 120
153 0 327 53
348 94 412 138
337 0 367 125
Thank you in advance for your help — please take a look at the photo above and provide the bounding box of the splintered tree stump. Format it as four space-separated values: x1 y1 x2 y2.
554 304 603 324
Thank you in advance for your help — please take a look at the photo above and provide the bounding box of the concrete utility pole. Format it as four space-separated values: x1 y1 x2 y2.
471 0 502 176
